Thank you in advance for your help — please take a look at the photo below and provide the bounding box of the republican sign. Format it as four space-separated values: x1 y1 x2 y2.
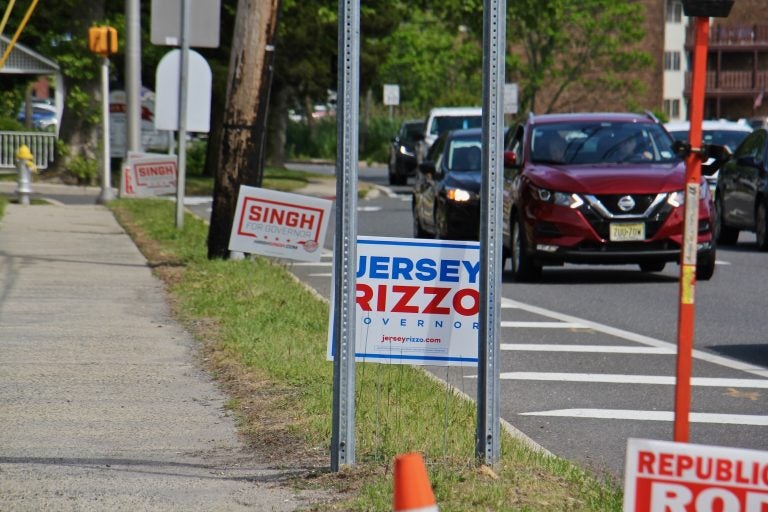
121 153 178 197
228 185 332 262
624 438 768 512
327 237 480 366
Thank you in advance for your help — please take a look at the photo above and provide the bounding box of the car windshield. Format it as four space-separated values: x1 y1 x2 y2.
448 138 482 172
430 115 482 136
531 122 680 165
667 129 751 152
403 122 423 139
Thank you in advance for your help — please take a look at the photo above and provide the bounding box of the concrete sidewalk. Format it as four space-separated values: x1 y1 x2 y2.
0 203 322 511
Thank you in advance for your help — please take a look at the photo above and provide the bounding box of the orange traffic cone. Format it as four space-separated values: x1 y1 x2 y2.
393 452 439 511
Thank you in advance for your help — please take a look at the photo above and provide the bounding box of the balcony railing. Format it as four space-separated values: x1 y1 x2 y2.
685 71 768 94
686 24 768 46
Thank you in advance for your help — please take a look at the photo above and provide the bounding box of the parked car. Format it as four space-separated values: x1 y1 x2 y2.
416 107 482 163
503 112 717 281
714 127 768 249
665 119 752 196
412 128 484 240
17 102 58 131
388 119 424 185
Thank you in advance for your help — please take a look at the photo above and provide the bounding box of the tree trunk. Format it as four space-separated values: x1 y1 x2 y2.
207 0 281 259
267 84 289 167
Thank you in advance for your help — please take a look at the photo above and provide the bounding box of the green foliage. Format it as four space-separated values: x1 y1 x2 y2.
67 154 99 185
0 115 25 131
185 139 208 177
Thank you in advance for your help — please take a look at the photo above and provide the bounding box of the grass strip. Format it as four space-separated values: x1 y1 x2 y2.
109 197 623 511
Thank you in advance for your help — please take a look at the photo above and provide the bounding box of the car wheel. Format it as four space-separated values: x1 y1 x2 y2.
756 202 768 251
639 262 666 273
715 196 739 245
696 249 716 281
510 214 541 282
412 198 428 238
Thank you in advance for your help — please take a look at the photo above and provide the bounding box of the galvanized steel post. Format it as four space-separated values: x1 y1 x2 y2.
477 0 506 465
330 0 360 471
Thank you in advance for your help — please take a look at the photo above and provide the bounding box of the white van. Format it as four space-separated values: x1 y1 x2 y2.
417 107 482 161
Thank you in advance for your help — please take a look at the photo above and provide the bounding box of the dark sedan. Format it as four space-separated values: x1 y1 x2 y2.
388 119 424 185
412 128 482 240
715 127 768 249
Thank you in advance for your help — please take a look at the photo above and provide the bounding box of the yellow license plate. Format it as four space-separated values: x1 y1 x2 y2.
609 222 645 241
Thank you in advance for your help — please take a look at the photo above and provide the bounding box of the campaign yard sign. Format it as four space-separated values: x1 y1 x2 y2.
121 153 178 197
624 438 768 512
228 185 332 262
326 237 480 366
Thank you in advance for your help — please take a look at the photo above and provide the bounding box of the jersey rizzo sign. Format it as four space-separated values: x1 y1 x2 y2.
327 237 480 366
228 185 332 262
624 438 768 512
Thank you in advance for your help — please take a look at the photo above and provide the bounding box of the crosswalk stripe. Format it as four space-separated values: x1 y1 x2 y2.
497 372 768 388
500 344 674 354
500 321 587 329
520 409 768 426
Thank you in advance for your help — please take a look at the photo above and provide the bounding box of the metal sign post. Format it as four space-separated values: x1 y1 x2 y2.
476 0 506 465
174 0 190 229
330 0 360 471
674 0 735 444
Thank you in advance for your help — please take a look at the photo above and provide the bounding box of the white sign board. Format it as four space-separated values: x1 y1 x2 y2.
624 438 768 512
327 237 480 366
154 49 212 133
228 186 332 262
109 90 171 157
504 83 518 115
150 0 220 48
383 84 400 106
121 153 178 197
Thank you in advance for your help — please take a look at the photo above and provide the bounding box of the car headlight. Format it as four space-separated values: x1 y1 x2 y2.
667 190 685 208
399 145 415 157
446 188 472 202
530 184 583 209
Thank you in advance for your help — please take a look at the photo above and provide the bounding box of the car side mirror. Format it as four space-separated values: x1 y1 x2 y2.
503 150 517 168
418 161 436 176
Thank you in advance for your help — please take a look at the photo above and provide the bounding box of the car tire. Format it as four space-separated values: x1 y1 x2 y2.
756 202 768 251
639 262 666 273
715 196 740 245
510 214 541 282
696 249 716 281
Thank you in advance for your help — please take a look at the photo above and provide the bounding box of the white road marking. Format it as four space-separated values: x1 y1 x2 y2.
520 409 768 426
497 372 768 388
715 260 731 265
500 298 768 379
501 321 587 329
291 261 333 267
500 344 675 354
308 273 332 277
358 206 382 212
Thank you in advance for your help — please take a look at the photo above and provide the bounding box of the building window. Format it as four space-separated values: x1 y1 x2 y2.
664 51 681 71
664 99 681 119
666 0 682 23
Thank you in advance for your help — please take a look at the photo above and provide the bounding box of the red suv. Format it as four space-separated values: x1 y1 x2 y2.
502 112 716 281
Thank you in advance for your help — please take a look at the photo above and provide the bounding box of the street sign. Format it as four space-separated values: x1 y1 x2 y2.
383 84 400 106
150 0 220 48
154 49 212 133
624 438 768 512
228 186 332 262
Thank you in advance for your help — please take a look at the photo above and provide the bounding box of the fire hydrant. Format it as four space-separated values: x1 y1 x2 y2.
15 144 36 206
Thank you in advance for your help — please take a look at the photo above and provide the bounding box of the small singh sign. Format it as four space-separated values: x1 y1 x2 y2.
120 153 177 197
228 186 332 262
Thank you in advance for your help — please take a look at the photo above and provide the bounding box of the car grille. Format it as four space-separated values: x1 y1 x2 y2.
580 194 674 241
